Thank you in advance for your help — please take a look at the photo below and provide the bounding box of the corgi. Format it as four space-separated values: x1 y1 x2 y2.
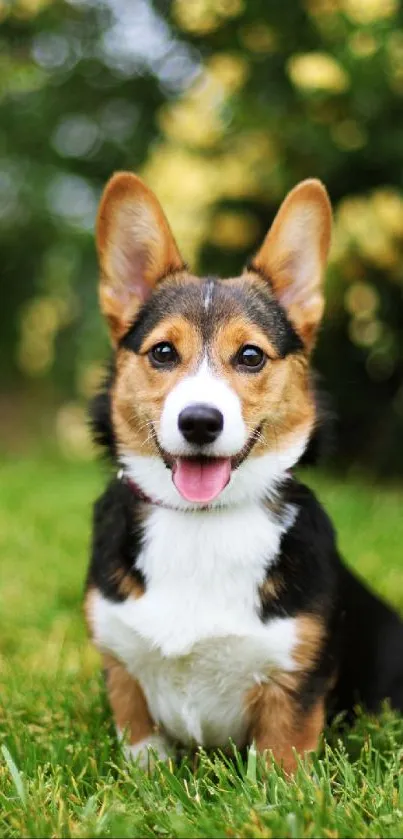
85 173 403 774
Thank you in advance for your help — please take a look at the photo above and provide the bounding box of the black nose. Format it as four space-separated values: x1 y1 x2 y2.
178 404 224 446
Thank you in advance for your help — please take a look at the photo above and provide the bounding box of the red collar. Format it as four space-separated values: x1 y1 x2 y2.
118 469 165 507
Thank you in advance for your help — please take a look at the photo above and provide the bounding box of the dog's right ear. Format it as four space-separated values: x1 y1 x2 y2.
96 172 184 343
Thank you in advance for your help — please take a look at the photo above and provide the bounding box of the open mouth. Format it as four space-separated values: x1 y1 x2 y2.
173 456 231 503
153 424 262 504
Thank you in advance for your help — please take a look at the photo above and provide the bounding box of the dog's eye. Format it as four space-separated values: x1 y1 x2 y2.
235 345 266 372
149 341 179 369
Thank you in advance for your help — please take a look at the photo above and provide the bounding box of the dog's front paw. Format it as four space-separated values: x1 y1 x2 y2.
123 733 173 769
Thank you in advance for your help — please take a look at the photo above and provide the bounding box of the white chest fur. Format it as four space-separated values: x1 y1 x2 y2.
91 502 298 748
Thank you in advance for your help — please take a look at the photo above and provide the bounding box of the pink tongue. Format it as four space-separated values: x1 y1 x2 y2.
173 458 231 503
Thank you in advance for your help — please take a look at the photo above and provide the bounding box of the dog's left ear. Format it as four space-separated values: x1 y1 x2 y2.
250 179 332 350
96 172 184 343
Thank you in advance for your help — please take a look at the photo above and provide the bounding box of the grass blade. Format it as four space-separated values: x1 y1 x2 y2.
2 745 26 807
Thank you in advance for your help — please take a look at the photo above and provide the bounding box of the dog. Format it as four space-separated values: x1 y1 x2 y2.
85 172 403 773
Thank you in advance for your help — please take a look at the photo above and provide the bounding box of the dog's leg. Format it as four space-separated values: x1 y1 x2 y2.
247 681 325 775
103 653 172 767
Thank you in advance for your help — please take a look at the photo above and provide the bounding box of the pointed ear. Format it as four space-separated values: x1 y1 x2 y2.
250 179 332 350
96 172 184 342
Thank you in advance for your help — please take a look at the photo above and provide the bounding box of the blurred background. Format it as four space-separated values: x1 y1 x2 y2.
2 0 403 474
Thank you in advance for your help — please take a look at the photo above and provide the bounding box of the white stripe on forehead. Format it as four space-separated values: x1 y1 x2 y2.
203 280 214 313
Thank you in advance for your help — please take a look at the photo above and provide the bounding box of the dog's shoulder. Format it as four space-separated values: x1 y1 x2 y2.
85 478 145 603
260 478 342 621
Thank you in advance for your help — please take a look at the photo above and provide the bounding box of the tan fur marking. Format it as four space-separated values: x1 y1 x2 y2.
272 614 325 696
247 682 325 774
246 612 326 773
84 586 96 636
293 613 325 671
139 314 202 359
214 315 279 362
259 573 284 601
110 568 145 600
103 653 157 745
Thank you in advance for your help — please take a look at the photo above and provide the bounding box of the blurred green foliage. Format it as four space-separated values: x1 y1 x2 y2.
2 0 403 472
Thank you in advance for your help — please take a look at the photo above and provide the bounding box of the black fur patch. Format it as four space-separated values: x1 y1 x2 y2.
86 478 145 602
260 481 339 623
89 364 115 459
120 277 303 359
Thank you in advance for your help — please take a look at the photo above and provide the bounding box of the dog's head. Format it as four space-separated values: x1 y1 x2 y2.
96 173 331 508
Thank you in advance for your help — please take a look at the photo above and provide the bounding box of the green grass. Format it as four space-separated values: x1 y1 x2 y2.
2 453 403 838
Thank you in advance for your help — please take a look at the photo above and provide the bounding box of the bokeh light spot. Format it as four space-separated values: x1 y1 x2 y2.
288 53 349 93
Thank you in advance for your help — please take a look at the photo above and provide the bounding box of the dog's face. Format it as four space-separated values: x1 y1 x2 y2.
96 173 331 507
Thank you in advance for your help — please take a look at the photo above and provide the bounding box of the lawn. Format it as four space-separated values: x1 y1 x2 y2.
1 452 403 838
